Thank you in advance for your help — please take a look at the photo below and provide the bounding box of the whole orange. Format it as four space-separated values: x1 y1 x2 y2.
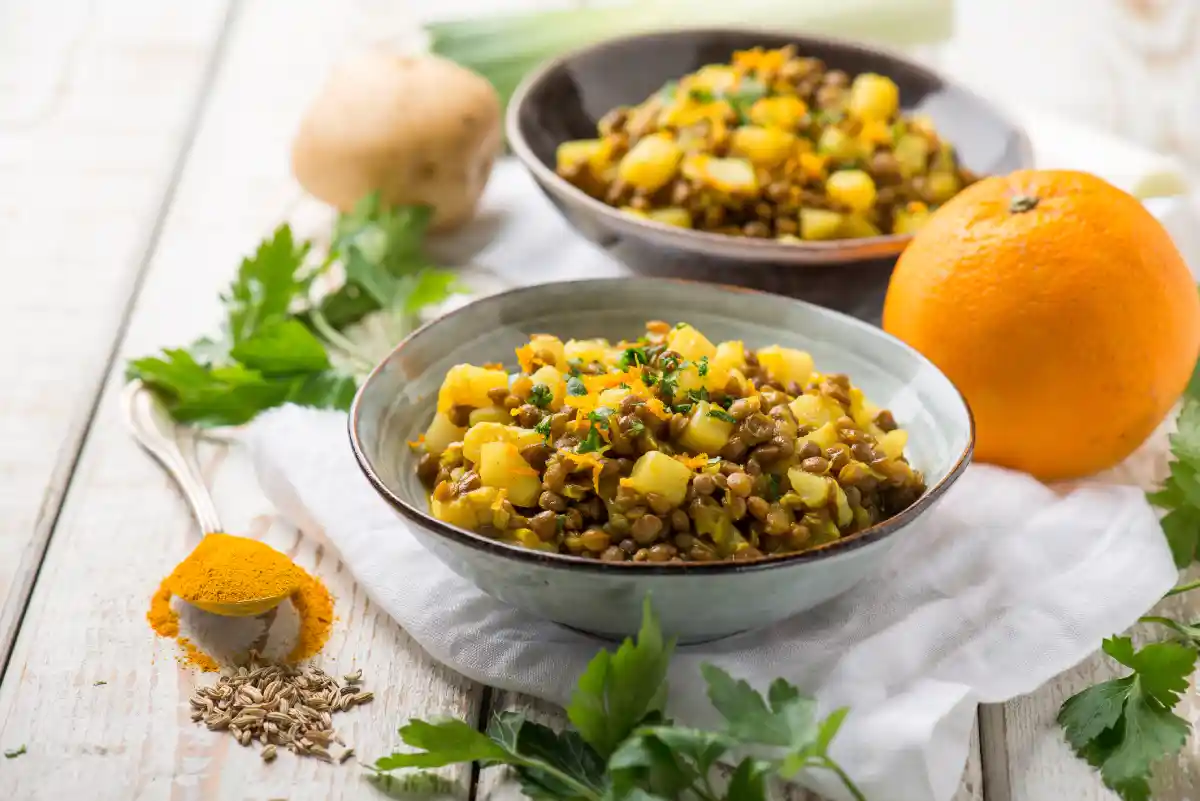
882 169 1200 481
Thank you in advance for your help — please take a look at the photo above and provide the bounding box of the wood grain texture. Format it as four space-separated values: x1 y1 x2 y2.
0 0 233 670
0 0 485 797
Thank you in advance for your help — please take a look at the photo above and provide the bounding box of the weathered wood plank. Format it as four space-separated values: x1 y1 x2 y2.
0 1 486 797
0 0 235 669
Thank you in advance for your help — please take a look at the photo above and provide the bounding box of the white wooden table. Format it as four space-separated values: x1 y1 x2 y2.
0 2 1195 800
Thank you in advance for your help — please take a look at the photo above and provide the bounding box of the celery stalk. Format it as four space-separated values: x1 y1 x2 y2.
426 0 953 109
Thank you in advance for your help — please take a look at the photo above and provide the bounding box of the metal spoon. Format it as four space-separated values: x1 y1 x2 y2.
122 381 294 617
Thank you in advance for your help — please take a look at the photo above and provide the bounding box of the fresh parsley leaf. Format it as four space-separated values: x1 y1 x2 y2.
128 350 293 427
223 224 312 344
701 666 817 749
686 387 709 403
673 322 688 330
577 425 605 454
726 758 773 801
4 744 25 759
567 597 675 758
687 88 715 103
287 370 358 411
627 418 646 438
534 416 553 442
697 356 709 377
708 408 736 424
1149 398 1200 566
618 347 649 371
375 719 508 770
567 376 588 397
529 383 553 409
228 319 330 375
1058 636 1196 801
673 404 693 415
488 713 607 800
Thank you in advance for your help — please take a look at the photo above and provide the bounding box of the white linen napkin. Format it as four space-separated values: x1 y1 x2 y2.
248 406 1176 801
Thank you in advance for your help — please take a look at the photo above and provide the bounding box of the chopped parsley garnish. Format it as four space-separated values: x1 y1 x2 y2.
555 513 566 532
577 425 605 453
627 418 646 437
674 321 689 330
708 408 736 423
618 382 631 390
617 347 649 370
659 352 683 372
687 88 715 103
534 416 552 442
566 359 584 377
643 370 658 387
719 395 734 410
687 387 709 404
673 403 693 415
566 375 587 396
528 383 553 409
658 371 680 400
697 356 709 377
587 407 615 429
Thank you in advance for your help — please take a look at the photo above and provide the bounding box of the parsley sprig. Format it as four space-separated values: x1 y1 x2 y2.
373 600 864 801
127 195 459 426
1059 355 1200 800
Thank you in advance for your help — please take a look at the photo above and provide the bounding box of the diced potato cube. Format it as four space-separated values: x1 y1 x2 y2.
647 207 693 228
667 324 717 362
799 208 844 241
423 413 467 454
755 346 814 387
463 422 543 464
556 139 607 172
817 127 860 160
469 406 511 426
848 388 881 429
624 451 694 507
802 422 839 450
848 73 900 122
678 401 734 455
528 334 565 369
689 65 739 93
787 468 831 507
529 365 565 406
749 96 807 130
838 214 881 238
431 496 478 530
478 442 541 507
893 205 931 235
832 483 853 527
878 429 908 460
730 126 797 168
598 387 631 409
681 155 758 194
564 338 611 366
927 171 961 203
826 170 877 213
621 206 649 218
712 341 746 375
437 364 509 413
893 134 929 178
508 528 554 551
617 133 682 192
789 394 842 428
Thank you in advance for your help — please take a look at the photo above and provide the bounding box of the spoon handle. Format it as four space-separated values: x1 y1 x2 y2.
122 381 223 535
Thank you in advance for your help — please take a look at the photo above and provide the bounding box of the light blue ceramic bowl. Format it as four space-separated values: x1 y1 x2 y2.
349 279 973 643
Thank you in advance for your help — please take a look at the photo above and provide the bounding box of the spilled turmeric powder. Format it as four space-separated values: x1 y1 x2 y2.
146 533 334 671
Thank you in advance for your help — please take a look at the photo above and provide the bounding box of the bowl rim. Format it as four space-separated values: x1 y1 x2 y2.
505 25 1034 260
347 276 975 575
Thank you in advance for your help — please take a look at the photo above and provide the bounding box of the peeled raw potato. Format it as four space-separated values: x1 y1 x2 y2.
291 50 501 232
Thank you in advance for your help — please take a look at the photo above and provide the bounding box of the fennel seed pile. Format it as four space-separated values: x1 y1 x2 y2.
188 652 371 763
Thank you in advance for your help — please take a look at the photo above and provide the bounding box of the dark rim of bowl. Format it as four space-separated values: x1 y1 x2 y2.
348 276 975 575
505 26 1034 257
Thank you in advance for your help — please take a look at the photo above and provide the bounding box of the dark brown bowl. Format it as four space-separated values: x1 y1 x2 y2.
506 27 1034 322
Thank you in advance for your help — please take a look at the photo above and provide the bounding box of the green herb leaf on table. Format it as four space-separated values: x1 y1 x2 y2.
1058 636 1196 801
373 599 865 801
4 744 25 759
1149 397 1200 566
129 193 459 426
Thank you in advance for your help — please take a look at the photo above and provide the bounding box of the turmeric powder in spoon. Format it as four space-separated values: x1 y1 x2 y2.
165 533 304 617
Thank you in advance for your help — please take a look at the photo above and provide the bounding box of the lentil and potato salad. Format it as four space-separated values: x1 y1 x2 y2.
412 321 925 564
554 46 976 241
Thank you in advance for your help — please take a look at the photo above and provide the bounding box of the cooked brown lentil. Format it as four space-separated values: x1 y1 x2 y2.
415 322 925 562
